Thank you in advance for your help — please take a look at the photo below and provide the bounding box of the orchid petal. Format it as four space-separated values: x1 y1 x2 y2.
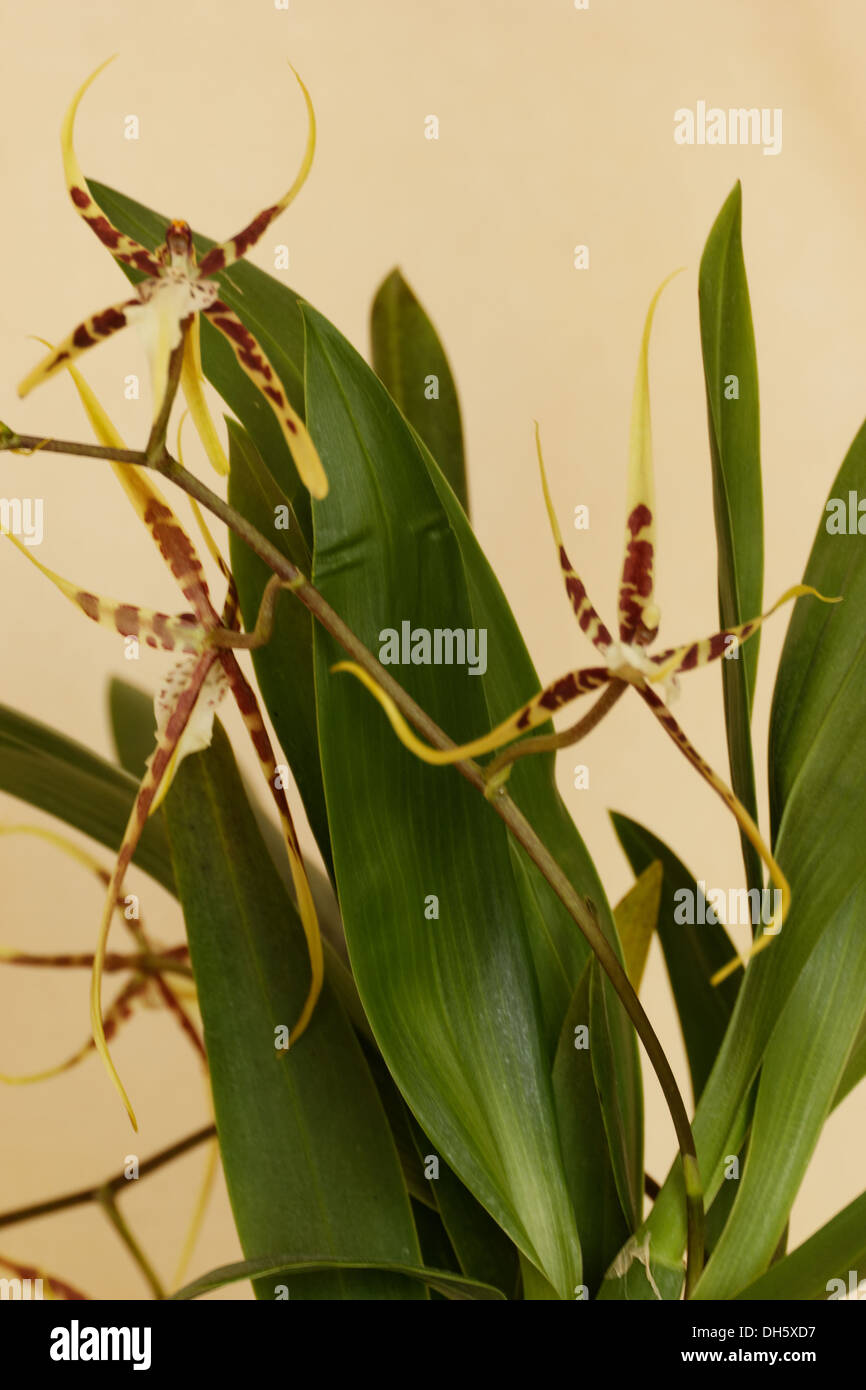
204 300 328 498
179 321 230 476
51 350 216 620
332 659 611 765
148 657 230 814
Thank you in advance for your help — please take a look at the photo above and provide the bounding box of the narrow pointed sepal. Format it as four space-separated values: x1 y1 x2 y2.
618 268 684 645
2 534 209 653
205 300 328 497
17 300 138 398
61 57 162 276
639 684 790 964
43 343 192 558
0 978 146 1086
650 584 843 683
89 652 218 1128
42 354 216 618
535 422 614 650
49 352 216 619
196 62 316 277
332 659 611 764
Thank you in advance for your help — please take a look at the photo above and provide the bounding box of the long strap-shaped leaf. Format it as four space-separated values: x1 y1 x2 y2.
172 1253 504 1301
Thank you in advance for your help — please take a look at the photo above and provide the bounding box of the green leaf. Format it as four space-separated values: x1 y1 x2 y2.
225 421 331 865
406 1114 520 1296
305 302 581 1298
172 1252 505 1301
370 269 468 514
692 413 866 1297
107 677 156 779
768 416 866 834
695 915 866 1296
411 430 644 1249
833 1015 866 1107
613 859 663 990
613 414 866 1296
411 1200 461 1276
698 181 763 892
520 1253 560 1300
162 720 423 1300
734 1188 866 1300
552 960 632 1295
610 813 739 1102
589 962 642 1230
89 180 312 536
0 702 173 893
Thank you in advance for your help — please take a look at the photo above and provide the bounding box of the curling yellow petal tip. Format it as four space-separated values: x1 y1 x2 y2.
710 882 789 987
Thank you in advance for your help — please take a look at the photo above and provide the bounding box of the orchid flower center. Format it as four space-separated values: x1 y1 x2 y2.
601 640 657 686
602 639 680 704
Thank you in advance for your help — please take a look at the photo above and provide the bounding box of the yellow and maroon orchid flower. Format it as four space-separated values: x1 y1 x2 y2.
334 274 840 975
4 364 324 1129
17 56 327 498
0 825 200 1086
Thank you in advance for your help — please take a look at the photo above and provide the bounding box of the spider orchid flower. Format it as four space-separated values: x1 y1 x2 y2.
17 55 327 498
334 273 840 978
0 824 200 1085
4 361 323 1129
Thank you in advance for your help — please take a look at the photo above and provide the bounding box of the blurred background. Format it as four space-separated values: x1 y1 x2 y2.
1 0 863 1298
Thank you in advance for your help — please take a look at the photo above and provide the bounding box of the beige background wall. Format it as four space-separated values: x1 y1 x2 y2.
0 0 863 1298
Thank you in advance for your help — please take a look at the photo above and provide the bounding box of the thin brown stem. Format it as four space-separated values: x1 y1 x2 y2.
0 432 143 464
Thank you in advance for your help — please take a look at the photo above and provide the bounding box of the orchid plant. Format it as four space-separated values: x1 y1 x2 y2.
334 272 836 980
5 59 329 1129
0 59 862 1308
